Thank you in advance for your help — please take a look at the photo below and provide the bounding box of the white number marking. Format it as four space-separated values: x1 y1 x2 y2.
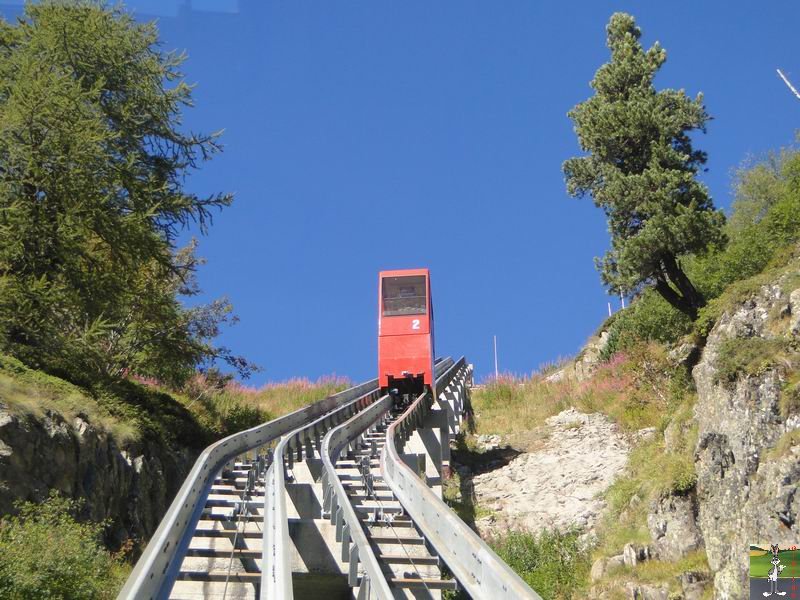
411 319 420 330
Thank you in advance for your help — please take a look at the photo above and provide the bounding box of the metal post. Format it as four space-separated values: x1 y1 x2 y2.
607 301 612 317
493 335 499 380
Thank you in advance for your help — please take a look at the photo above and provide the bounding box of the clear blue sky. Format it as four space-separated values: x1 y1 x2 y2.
3 1 799 384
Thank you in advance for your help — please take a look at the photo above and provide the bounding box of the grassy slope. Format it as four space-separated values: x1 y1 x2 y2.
0 358 352 596
0 352 350 449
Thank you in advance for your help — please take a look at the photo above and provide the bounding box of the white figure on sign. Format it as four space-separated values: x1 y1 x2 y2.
763 544 786 597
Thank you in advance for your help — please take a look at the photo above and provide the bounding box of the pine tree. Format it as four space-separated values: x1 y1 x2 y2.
563 12 725 319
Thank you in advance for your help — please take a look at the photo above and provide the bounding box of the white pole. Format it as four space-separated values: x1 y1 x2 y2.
493 335 499 380
620 293 626 309
607 301 612 317
777 68 800 100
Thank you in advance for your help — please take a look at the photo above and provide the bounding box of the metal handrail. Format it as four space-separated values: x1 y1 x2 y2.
264 358 453 599
382 359 542 599
318 357 455 600
321 395 396 600
118 378 378 600
262 385 383 599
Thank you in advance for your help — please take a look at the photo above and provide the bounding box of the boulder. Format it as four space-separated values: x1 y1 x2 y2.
647 491 704 561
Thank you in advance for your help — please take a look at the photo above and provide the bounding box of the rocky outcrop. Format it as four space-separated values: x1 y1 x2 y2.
692 276 800 598
0 407 196 547
647 491 703 562
545 331 611 383
470 408 629 538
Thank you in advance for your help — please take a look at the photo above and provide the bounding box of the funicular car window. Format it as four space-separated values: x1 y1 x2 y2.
382 276 427 316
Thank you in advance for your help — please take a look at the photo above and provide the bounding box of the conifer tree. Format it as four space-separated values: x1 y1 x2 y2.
0 1 252 385
563 13 725 319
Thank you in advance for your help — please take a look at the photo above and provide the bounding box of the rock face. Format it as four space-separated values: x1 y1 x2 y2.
471 408 629 537
545 331 611 383
647 491 703 562
0 407 196 547
692 277 800 598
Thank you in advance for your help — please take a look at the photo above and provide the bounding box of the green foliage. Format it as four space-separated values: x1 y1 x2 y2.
769 429 800 459
489 529 591 599
781 372 800 418
0 1 253 388
563 12 725 318
715 337 793 383
0 492 130 599
687 149 800 302
600 289 692 360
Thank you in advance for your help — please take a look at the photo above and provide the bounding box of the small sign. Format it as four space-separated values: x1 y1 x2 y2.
749 543 800 598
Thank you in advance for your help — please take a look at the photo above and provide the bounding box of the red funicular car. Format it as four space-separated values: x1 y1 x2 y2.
378 268 435 401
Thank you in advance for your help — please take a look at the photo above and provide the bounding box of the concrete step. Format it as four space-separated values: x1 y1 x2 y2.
200 511 265 522
185 547 262 559
345 491 395 501
176 570 261 583
379 554 438 566
388 577 457 591
204 498 263 508
193 528 263 539
369 535 425 545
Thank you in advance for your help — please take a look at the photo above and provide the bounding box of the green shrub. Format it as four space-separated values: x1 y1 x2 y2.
489 528 590 599
601 290 693 361
781 374 800 418
0 493 130 599
715 337 793 383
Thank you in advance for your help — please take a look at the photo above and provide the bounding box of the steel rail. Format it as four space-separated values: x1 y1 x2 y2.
321 394 396 600
117 378 379 600
265 358 453 599
381 358 542 599
261 384 384 599
319 358 456 600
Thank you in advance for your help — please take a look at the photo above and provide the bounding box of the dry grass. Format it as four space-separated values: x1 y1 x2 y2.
472 343 681 438
0 357 137 442
0 353 351 445
594 550 710 597
227 376 352 417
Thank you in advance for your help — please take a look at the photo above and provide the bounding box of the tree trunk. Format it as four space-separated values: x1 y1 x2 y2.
652 254 704 320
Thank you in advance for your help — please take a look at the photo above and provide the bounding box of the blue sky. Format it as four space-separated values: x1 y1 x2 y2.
2 1 799 385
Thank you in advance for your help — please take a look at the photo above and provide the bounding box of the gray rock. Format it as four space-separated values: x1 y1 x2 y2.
622 542 651 567
679 571 710 600
647 491 703 561
636 427 657 442
590 557 608 583
471 409 629 538
789 288 800 335
625 583 669 600
0 407 196 546
692 274 800 598
574 331 611 382
590 554 625 582
668 339 700 368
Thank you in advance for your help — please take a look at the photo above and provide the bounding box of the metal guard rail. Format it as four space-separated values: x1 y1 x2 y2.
262 384 384 599
381 358 542 599
118 377 379 600
321 394 395 599
318 357 456 600
266 358 453 599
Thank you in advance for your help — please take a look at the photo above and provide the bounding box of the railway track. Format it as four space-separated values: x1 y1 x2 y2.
119 357 540 600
